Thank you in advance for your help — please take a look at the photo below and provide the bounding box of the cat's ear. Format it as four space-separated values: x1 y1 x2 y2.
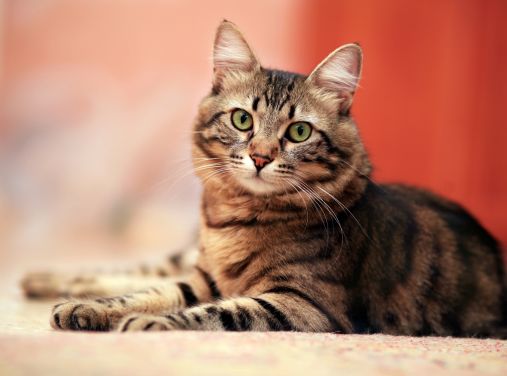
307 43 362 113
212 20 260 91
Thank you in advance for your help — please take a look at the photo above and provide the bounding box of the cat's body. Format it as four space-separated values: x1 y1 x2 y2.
22 21 506 337
197 179 506 337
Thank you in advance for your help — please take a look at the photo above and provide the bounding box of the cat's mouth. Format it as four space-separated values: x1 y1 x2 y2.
234 170 286 195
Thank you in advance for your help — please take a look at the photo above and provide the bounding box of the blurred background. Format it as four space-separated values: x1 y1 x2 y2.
1 0 506 284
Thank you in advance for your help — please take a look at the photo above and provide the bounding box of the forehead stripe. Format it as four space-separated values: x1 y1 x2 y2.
252 97 260 111
263 89 270 108
288 105 296 119
277 94 290 111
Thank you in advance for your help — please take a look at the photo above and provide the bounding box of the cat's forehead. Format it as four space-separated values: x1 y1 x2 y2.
224 69 311 125
261 69 304 105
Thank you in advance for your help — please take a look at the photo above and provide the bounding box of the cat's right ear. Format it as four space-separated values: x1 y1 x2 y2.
212 20 260 92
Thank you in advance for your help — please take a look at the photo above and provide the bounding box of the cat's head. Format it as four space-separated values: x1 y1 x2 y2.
193 20 370 198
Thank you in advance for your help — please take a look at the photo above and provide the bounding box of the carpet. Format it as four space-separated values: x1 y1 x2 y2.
0 295 506 376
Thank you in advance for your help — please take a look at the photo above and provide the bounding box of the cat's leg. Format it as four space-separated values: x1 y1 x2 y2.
49 266 218 331
23 274 173 299
117 288 341 332
22 247 198 299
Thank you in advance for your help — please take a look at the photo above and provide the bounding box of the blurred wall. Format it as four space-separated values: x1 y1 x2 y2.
0 0 304 268
0 0 505 270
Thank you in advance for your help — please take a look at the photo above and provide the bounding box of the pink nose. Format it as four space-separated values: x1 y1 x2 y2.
250 153 273 172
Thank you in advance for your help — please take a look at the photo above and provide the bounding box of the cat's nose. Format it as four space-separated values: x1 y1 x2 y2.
250 153 273 172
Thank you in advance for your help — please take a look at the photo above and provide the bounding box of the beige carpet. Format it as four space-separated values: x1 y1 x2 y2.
1 292 506 376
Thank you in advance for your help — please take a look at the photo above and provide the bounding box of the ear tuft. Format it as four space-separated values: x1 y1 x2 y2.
307 43 363 111
213 21 259 73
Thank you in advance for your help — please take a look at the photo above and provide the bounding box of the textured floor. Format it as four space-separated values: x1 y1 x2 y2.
1 290 506 376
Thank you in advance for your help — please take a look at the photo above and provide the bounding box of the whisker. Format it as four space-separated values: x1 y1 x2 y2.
316 186 371 242
293 180 330 246
295 178 346 253
284 179 310 229
339 159 385 192
149 161 229 196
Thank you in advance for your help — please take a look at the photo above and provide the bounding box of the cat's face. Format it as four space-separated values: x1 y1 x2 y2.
193 21 366 196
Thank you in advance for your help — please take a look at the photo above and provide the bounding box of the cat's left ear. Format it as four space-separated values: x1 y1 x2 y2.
307 43 362 113
212 20 260 91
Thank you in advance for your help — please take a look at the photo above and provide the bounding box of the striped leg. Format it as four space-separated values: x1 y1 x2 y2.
50 267 219 331
117 287 340 332
22 247 198 299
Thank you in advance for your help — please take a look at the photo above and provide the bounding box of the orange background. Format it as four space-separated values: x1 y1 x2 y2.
0 0 506 271
303 0 507 249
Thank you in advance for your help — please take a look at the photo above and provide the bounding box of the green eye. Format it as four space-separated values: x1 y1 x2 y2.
231 109 253 131
286 122 312 142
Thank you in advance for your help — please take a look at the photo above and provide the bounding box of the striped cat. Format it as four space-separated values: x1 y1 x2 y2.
22 20 507 337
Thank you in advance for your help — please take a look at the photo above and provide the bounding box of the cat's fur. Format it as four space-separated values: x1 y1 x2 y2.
22 21 507 337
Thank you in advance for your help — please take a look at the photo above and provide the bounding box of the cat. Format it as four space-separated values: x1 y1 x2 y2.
22 20 507 337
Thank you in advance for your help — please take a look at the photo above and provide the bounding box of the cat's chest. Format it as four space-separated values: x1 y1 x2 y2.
200 225 283 296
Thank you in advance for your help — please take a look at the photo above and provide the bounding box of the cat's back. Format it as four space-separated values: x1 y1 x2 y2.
368 182 504 275
354 182 507 337
382 183 500 249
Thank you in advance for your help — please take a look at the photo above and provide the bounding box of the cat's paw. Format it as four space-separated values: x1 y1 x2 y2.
117 314 178 332
51 301 110 331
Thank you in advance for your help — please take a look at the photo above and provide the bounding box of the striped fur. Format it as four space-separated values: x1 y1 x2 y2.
33 21 507 337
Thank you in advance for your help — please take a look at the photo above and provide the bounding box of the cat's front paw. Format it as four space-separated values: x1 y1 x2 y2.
117 314 179 332
51 301 110 331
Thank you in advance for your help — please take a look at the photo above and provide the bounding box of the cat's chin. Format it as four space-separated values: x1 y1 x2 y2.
235 176 284 196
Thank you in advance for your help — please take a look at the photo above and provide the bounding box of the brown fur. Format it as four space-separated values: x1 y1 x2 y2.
23 21 506 337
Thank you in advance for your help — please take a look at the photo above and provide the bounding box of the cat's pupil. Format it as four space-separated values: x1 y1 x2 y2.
297 125 304 135
241 113 248 123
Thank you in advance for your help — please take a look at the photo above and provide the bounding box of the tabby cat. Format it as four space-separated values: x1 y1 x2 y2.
22 20 507 337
